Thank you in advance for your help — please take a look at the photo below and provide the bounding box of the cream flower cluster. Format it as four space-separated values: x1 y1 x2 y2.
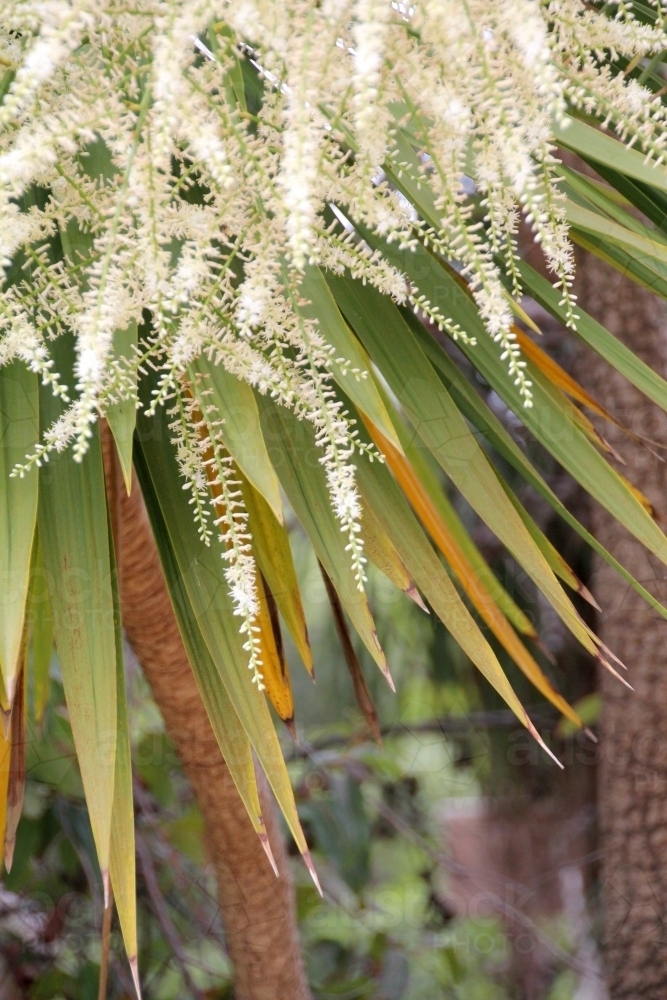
1 0 666 679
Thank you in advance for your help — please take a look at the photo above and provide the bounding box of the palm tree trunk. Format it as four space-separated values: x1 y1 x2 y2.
568 253 667 998
104 442 311 1000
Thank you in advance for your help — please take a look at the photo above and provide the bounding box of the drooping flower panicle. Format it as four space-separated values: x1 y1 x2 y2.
2 0 667 677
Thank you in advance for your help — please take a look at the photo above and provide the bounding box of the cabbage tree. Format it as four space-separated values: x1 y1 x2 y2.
3 1 667 995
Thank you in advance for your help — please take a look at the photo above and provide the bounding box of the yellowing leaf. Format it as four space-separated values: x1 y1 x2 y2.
256 571 295 732
108 513 139 989
4 661 26 871
369 370 537 637
349 416 560 762
365 419 582 727
352 225 667 629
240 473 314 677
410 304 667 620
361 501 421 605
514 327 662 460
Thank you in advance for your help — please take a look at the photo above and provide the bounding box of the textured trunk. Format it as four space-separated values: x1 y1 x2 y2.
567 254 667 998
105 446 311 1000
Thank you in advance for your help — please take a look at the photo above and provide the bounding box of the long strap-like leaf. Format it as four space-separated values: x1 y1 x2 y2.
0 361 39 707
39 339 117 894
107 509 139 994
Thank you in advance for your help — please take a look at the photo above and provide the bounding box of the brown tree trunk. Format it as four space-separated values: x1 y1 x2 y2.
105 448 311 1000
568 254 667 998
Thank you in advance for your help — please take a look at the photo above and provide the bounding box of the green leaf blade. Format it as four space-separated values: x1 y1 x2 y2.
191 357 283 523
39 381 117 883
0 361 39 706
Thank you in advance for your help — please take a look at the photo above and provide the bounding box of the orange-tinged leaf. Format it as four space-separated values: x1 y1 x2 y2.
617 471 656 517
256 571 295 732
350 415 562 766
366 420 583 727
509 341 660 517
368 368 538 638
240 474 314 678
327 269 599 662
514 327 663 464
514 327 620 426
0 715 10 865
4 660 25 872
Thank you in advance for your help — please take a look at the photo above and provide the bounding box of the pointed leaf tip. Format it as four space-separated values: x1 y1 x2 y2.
406 583 429 613
285 717 299 743
371 632 395 691
579 583 601 612
303 850 323 896
598 641 627 671
524 713 564 770
597 654 634 690
129 956 142 1000
259 831 279 877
